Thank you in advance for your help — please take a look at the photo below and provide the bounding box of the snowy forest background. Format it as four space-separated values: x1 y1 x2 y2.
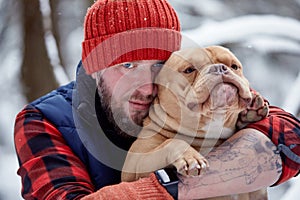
0 0 300 199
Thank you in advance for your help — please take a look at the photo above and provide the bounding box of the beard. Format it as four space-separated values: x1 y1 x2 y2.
96 77 151 139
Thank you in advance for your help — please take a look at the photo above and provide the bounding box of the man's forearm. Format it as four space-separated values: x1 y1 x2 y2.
178 128 282 199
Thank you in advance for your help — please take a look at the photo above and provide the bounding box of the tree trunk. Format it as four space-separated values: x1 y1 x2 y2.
21 0 58 102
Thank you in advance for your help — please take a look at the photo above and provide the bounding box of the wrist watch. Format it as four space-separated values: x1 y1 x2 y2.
155 167 179 200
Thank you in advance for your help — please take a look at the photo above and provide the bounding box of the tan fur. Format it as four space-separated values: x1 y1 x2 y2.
122 46 267 199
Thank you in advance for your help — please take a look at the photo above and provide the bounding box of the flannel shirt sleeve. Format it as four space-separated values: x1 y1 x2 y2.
246 105 300 185
14 105 95 199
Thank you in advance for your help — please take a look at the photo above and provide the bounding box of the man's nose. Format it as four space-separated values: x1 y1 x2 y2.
137 83 155 96
136 66 157 96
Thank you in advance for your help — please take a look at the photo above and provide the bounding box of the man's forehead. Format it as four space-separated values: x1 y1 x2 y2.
118 60 165 64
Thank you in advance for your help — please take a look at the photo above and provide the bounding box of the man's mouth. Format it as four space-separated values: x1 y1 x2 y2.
129 100 152 111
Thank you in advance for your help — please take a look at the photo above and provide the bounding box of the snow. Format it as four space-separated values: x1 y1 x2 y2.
280 176 300 200
0 1 299 200
0 36 24 200
0 152 22 200
283 71 300 114
183 15 300 47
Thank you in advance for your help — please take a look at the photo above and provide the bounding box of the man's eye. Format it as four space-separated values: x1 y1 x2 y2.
183 67 196 74
152 62 164 71
123 63 134 69
153 61 165 68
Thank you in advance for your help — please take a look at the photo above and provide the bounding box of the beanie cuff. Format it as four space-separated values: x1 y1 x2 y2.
82 28 181 74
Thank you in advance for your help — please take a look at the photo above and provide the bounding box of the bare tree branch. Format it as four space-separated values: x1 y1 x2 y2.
48 0 70 78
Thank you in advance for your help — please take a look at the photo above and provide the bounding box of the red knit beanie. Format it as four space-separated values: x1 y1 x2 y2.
82 0 181 74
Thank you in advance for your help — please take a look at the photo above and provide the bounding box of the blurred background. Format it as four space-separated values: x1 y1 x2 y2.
0 0 299 199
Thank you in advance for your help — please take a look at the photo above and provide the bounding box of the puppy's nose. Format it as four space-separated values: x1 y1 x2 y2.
209 64 228 75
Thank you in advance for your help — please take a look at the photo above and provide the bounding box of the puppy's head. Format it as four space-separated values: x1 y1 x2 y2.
155 46 251 121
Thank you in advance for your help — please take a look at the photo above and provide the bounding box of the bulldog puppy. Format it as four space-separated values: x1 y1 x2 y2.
122 46 268 182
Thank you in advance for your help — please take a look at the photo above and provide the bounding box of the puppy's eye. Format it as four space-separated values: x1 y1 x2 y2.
183 67 196 74
231 64 239 70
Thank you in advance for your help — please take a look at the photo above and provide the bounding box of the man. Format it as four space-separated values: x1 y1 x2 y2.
14 0 300 199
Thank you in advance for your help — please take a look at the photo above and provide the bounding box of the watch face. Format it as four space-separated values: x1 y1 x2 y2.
156 169 171 183
156 167 179 184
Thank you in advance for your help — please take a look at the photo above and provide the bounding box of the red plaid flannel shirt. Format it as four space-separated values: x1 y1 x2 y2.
14 106 94 199
246 106 300 184
14 105 300 199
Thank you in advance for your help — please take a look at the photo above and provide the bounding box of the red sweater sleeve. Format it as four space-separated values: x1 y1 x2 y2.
246 106 300 185
82 173 173 200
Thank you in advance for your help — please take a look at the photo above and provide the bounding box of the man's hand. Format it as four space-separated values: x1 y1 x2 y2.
236 90 269 129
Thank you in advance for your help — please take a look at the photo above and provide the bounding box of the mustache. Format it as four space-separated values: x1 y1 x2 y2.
129 92 155 103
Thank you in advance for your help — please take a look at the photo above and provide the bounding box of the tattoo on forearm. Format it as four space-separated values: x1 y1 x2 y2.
181 132 282 187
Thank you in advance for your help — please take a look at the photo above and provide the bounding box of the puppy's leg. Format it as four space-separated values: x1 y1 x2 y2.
172 146 209 177
236 90 269 129
122 132 200 181
122 134 209 182
122 132 168 182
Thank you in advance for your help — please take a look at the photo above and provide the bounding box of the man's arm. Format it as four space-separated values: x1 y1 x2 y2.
83 128 282 200
178 128 282 199
178 105 300 199
84 105 300 200
14 106 95 199
15 105 174 200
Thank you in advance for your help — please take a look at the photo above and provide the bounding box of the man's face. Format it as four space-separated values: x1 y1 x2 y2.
96 60 163 137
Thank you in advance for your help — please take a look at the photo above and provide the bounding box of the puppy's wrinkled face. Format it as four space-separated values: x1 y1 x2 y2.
157 46 252 116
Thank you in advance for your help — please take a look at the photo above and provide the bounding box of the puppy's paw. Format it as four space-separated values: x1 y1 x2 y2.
172 147 209 177
237 90 269 129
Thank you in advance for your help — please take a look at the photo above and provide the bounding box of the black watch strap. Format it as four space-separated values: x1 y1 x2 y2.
155 167 179 200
